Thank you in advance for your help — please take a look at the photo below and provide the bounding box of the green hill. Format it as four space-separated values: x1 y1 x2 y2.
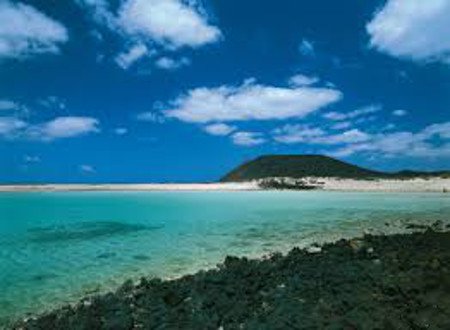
220 155 449 182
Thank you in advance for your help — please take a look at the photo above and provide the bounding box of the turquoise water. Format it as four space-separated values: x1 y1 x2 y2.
0 191 449 324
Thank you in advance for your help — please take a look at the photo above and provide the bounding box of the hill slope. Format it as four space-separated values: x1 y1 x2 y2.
220 155 449 182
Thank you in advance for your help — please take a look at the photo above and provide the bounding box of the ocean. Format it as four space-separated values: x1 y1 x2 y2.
0 191 448 324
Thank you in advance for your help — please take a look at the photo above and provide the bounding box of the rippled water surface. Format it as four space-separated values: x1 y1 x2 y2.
0 191 449 324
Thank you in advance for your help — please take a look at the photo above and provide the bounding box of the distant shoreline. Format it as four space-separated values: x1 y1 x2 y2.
1 177 449 192
0 182 260 192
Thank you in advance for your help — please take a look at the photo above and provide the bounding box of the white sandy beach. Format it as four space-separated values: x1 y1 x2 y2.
0 182 260 192
0 178 449 192
318 177 450 193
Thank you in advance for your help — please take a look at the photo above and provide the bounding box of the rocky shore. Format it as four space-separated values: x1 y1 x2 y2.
12 223 450 330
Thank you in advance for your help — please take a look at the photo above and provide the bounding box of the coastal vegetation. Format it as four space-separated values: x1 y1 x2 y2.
257 178 321 190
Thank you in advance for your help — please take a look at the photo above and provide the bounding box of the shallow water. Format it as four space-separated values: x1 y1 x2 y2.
0 191 449 324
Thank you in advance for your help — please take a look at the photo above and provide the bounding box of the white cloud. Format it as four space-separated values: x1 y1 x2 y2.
273 124 325 144
76 0 221 69
24 155 40 163
367 0 450 64
0 116 100 141
38 96 66 110
75 0 115 28
299 38 315 57
0 1 68 59
317 129 371 145
273 125 370 145
80 164 96 173
330 121 450 158
27 116 100 141
0 99 19 111
117 0 222 49
155 56 190 70
383 123 397 131
420 122 450 139
115 43 152 69
331 121 352 130
231 131 265 146
0 117 27 136
164 79 342 123
114 127 128 135
136 111 165 123
392 109 408 117
203 123 236 136
288 74 319 87
323 104 382 121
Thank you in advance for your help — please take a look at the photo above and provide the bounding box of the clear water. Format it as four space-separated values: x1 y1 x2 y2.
0 191 449 325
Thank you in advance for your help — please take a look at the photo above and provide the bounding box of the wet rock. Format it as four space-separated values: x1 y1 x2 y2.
430 258 441 270
163 291 184 306
405 223 428 230
306 246 322 254
348 239 365 253
11 229 450 330
118 279 134 295
431 220 444 231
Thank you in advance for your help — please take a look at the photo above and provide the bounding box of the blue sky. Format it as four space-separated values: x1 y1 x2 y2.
1 0 449 183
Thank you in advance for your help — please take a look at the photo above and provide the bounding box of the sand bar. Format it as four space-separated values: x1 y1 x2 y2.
0 178 449 192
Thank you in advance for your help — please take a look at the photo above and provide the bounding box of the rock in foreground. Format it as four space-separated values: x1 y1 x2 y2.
14 229 450 329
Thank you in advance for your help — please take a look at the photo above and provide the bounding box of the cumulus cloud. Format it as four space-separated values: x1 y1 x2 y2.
319 129 371 145
323 104 382 121
80 164 96 173
0 1 68 60
24 155 40 163
272 124 325 144
0 99 19 111
392 109 408 117
367 0 450 64
0 116 99 141
27 116 100 141
203 123 236 136
115 43 152 69
330 121 450 158
271 120 450 160
383 123 397 131
299 39 315 57
114 127 128 135
331 121 352 130
77 0 221 69
164 79 342 123
288 74 319 87
231 131 265 146
117 0 221 48
38 96 66 111
420 122 450 139
136 111 165 123
75 0 115 28
155 56 190 70
0 117 27 136
273 125 370 145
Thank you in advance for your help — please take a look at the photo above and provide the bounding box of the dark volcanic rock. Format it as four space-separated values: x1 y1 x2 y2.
12 228 450 330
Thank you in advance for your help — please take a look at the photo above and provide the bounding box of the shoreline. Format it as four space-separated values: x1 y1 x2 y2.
11 222 450 329
2 213 448 328
1 177 449 193
0 182 260 192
